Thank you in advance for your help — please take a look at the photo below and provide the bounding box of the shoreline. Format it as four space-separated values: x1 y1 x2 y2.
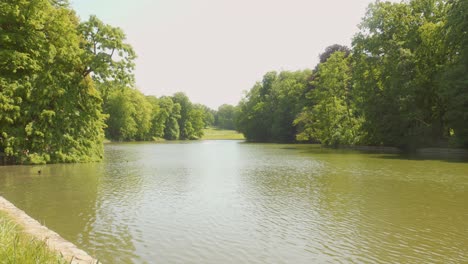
0 196 99 264
331 145 468 156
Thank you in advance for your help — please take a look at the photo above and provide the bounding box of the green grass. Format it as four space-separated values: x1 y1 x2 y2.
0 212 67 264
202 127 245 140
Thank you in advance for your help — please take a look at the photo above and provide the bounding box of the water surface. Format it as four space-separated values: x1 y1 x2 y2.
0 141 467 263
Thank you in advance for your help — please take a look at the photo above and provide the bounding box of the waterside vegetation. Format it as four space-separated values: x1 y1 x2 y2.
0 0 220 164
0 212 67 264
1 0 467 165
236 0 468 150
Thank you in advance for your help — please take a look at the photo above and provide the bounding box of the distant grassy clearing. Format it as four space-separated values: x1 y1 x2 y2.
0 212 66 263
202 127 245 140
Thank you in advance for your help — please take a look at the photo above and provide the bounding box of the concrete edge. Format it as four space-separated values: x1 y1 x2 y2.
0 196 100 264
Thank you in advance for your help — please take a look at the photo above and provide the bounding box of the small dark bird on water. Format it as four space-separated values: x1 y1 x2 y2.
38 170 41 174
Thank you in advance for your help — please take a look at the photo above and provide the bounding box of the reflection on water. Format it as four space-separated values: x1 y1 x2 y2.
0 141 467 263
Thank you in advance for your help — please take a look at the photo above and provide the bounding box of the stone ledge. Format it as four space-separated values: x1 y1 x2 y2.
0 196 100 264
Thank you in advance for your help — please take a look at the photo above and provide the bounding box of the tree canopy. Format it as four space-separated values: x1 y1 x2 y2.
2 0 467 165
103 90 211 142
0 0 106 164
0 1 210 164
236 70 311 142
215 104 237 130
236 0 468 149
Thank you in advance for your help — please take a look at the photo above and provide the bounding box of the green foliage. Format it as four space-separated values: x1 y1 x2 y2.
196 104 215 128
105 87 152 141
163 97 181 140
270 70 312 142
237 0 466 149
2 0 467 163
171 92 192 139
439 0 468 147
171 92 205 139
79 15 136 87
236 70 311 142
236 72 276 141
0 213 67 263
104 89 212 142
318 44 351 64
145 96 164 139
0 0 105 164
295 52 362 146
352 0 450 149
189 105 206 139
0 0 206 154
215 104 237 130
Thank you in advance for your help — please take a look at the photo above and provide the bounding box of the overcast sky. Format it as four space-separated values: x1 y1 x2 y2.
71 0 389 109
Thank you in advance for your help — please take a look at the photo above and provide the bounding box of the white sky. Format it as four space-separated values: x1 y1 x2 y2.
71 0 391 109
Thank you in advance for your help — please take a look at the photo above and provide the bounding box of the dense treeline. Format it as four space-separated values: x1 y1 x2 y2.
236 70 312 142
1 0 467 165
104 89 211 141
214 104 237 130
1 0 108 164
0 0 212 164
237 0 468 149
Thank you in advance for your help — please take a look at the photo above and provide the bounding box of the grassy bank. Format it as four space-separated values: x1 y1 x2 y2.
0 212 66 264
202 127 245 140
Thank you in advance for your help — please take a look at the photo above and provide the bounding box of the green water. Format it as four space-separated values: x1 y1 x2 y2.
0 141 467 263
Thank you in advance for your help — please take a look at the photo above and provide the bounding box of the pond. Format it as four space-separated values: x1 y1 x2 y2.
0 140 467 263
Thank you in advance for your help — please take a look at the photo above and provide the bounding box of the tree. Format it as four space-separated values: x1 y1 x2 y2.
0 0 106 164
270 70 312 142
189 105 206 139
352 0 449 149
105 88 152 141
197 104 215 128
236 72 277 142
162 97 181 140
145 96 163 139
236 70 311 142
295 52 362 145
171 92 205 139
440 0 468 147
171 92 192 139
79 15 136 88
319 44 351 64
216 104 237 130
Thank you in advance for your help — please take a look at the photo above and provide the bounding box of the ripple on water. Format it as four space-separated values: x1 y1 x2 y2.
0 141 467 263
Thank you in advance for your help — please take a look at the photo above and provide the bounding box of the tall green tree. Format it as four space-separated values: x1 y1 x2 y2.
0 0 106 164
189 104 206 139
440 0 468 147
171 92 192 139
145 95 163 139
352 0 449 149
79 15 136 88
236 70 311 142
105 88 152 141
161 96 181 140
318 44 351 64
197 104 215 128
171 92 205 139
216 104 237 130
270 70 312 142
236 72 277 142
295 52 362 146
